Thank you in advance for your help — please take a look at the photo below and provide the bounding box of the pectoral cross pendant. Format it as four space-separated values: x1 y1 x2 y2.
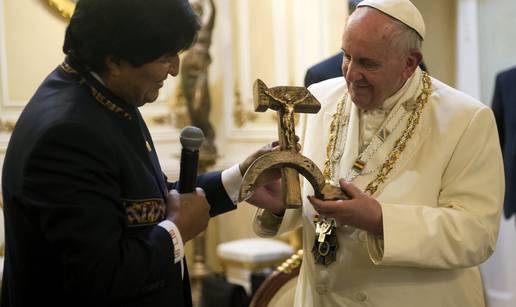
312 217 338 266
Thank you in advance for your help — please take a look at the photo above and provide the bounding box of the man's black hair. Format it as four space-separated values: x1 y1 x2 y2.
63 0 201 72
349 0 361 14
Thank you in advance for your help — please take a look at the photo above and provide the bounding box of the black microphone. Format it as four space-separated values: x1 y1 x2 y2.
178 126 204 193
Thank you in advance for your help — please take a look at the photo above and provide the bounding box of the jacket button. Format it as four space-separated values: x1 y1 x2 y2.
355 291 368 302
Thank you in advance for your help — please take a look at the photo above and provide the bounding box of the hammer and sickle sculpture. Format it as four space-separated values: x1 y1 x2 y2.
239 79 348 209
240 80 350 265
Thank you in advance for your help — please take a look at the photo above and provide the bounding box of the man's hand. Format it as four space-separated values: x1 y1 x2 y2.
308 179 383 235
239 139 301 216
240 141 283 214
246 178 285 215
239 141 280 176
166 188 210 242
239 137 301 176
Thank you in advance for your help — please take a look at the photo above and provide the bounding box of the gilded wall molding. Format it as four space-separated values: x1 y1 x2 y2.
0 119 15 133
46 0 76 20
147 114 171 126
232 86 256 127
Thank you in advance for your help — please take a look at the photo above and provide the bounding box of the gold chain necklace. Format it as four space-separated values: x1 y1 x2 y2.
323 72 432 195
323 93 349 182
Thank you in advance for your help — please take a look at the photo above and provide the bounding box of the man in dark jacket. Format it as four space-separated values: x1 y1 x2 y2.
1 0 279 306
492 66 516 220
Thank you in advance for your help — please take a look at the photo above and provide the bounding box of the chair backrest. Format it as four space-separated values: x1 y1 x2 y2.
250 250 303 307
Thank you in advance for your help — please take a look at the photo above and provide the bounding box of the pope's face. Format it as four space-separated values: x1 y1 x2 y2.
341 8 411 110
108 53 180 107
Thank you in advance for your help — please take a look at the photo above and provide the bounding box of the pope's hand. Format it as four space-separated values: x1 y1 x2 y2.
246 178 284 215
308 179 383 235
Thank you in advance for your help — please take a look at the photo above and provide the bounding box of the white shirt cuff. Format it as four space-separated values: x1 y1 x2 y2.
158 220 184 263
158 220 185 278
221 163 243 204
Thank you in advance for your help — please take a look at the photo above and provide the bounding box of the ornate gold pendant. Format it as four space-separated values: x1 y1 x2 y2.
312 217 338 266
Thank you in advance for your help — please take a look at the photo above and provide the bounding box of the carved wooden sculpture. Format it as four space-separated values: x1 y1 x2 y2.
240 80 349 265
252 79 321 208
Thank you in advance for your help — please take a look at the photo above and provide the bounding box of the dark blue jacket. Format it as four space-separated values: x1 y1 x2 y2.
1 56 235 307
304 53 343 87
492 66 516 219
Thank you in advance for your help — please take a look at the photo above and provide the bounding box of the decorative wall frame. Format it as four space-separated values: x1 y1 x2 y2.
218 0 342 141
46 0 76 19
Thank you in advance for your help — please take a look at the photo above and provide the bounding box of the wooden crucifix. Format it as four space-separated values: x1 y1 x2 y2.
252 79 321 208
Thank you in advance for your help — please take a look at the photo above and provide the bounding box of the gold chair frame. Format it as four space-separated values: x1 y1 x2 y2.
250 250 303 307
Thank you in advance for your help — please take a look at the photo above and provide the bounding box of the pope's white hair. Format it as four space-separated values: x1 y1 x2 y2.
389 18 423 55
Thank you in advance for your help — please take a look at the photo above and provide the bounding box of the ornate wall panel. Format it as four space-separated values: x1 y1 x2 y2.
0 0 13 163
455 0 480 99
219 0 346 143
412 0 457 88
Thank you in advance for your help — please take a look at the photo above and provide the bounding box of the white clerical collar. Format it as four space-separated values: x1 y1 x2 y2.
377 67 422 113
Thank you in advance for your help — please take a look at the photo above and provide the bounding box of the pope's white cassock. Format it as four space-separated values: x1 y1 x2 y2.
254 65 504 306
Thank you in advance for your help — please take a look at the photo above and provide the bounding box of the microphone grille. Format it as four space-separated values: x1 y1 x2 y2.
180 126 204 150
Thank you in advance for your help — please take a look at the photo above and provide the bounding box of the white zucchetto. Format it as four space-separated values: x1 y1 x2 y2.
357 0 425 40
